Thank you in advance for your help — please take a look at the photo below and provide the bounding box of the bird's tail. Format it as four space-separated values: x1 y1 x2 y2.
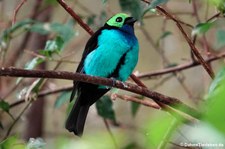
65 97 89 137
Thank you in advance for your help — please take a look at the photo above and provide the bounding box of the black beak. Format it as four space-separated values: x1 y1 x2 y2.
124 17 137 25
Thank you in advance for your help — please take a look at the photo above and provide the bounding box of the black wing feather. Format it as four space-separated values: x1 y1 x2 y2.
70 27 105 102
67 25 118 136
75 27 105 73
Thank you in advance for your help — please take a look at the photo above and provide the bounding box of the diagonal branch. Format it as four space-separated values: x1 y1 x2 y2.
140 0 215 78
156 6 215 79
57 0 94 35
12 0 27 25
0 67 200 118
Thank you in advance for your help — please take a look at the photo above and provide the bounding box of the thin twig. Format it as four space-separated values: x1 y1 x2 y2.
2 101 32 141
140 0 215 79
140 27 193 98
112 94 160 109
205 0 209 20
12 0 27 25
9 85 72 108
57 0 94 35
155 6 215 79
137 52 225 79
207 12 221 22
6 0 43 67
103 119 118 149
192 1 201 23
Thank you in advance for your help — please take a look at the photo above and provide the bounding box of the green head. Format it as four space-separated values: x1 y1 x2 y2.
105 13 136 28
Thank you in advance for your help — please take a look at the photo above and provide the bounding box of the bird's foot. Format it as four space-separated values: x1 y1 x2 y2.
121 81 128 88
110 77 128 88
110 77 117 87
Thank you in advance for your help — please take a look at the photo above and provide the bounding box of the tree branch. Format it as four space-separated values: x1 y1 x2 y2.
112 93 160 109
0 67 200 118
57 0 94 35
12 0 27 25
156 6 215 79
137 52 225 79
9 85 72 108
140 0 215 78
3 101 32 141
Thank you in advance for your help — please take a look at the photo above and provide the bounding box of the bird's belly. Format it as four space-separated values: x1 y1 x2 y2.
84 50 122 78
84 29 138 80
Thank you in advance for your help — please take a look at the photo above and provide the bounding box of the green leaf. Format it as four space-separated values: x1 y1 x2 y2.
101 0 108 4
119 0 143 20
30 20 75 41
156 31 172 46
96 96 116 121
0 136 26 149
142 0 169 16
208 67 225 96
40 36 64 57
32 78 44 93
0 19 34 46
54 91 71 108
87 15 96 26
122 142 139 149
16 79 43 102
131 96 144 117
215 29 225 49
66 99 75 116
131 102 140 117
159 31 172 39
145 113 177 148
50 21 75 42
205 67 225 136
17 58 44 84
209 0 225 13
0 136 17 149
30 21 75 42
2 19 34 38
192 22 214 36
148 0 169 9
24 57 45 70
30 22 50 35
0 100 10 113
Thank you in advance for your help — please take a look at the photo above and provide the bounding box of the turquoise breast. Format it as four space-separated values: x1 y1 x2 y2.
84 29 139 81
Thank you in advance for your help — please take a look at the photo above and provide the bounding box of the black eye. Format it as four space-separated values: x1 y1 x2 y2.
116 17 123 22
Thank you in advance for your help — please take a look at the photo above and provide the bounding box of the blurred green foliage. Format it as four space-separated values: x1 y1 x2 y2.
96 96 116 122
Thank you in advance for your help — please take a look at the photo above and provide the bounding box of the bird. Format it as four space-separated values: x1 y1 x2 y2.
66 13 139 136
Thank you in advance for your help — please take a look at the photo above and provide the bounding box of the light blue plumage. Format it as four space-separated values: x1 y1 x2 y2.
66 13 139 136
84 28 139 81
